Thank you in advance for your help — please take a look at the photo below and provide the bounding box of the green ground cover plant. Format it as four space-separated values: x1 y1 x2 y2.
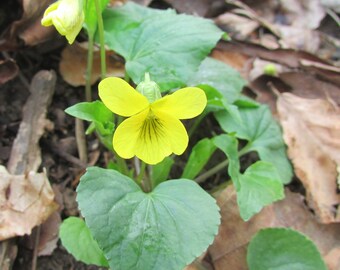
42 1 327 269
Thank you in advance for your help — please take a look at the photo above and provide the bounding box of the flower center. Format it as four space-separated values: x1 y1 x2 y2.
140 110 165 142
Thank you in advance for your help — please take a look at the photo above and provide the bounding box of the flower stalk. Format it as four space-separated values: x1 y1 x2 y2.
94 0 106 78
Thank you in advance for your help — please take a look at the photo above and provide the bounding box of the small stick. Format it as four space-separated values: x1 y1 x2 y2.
75 118 88 164
31 226 41 270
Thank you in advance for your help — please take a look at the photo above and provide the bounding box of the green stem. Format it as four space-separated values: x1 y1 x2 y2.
137 160 152 193
94 0 106 78
124 71 130 83
195 159 229 184
85 36 94 102
238 142 252 157
194 143 252 184
136 161 146 184
115 152 129 175
188 112 207 138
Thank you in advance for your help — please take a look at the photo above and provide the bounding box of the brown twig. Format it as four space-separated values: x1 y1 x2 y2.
31 226 41 270
75 118 88 164
1 70 56 270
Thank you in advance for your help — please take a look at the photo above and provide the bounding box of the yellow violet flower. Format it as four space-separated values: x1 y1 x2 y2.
41 0 84 44
99 76 207 165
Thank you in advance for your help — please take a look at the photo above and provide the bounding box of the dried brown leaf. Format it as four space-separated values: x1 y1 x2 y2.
164 0 225 17
0 0 55 50
211 49 251 78
277 93 340 223
221 1 328 54
279 0 326 29
0 59 19 85
0 167 58 240
59 42 125 87
279 72 340 105
23 185 63 256
278 25 321 53
215 13 259 39
248 71 340 116
300 59 340 86
216 40 326 69
209 186 340 270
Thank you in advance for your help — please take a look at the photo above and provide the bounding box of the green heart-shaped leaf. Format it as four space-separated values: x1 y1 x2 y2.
59 217 109 267
213 135 284 221
215 105 293 184
247 228 327 270
77 167 220 270
237 161 284 221
102 3 223 90
187 57 245 103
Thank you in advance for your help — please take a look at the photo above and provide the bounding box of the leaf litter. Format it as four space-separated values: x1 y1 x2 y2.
0 167 58 240
277 93 340 224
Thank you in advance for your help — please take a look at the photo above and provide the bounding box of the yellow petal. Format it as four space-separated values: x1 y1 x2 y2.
64 13 85 44
41 2 59 26
134 115 172 165
41 0 84 44
113 109 149 159
113 109 188 165
152 87 207 119
99 77 149 117
153 110 188 155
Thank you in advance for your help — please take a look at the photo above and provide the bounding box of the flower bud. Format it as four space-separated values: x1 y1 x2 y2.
41 0 84 44
136 73 162 103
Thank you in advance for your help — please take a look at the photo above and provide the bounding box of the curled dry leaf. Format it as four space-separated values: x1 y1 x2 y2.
234 0 325 29
248 71 340 117
279 0 326 29
0 166 58 240
0 0 55 50
209 186 340 270
279 72 340 105
215 13 259 39
220 0 327 54
59 42 125 87
277 93 340 223
164 0 225 17
278 25 321 53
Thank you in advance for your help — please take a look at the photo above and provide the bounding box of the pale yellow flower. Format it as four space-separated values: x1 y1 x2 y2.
99 77 207 165
41 0 84 44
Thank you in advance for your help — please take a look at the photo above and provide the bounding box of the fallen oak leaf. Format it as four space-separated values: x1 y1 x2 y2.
277 93 340 223
0 0 55 50
59 42 125 87
0 166 58 240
